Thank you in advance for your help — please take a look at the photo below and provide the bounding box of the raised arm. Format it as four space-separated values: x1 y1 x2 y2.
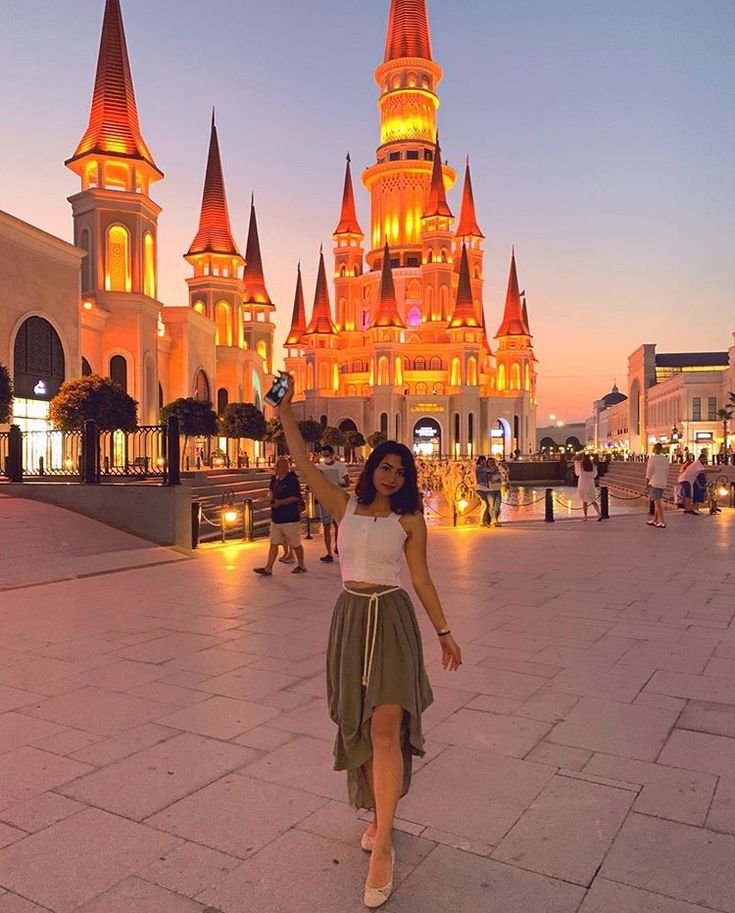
278 375 350 520
402 512 462 671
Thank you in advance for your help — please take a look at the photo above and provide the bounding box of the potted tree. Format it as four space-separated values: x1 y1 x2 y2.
220 402 266 468
161 398 218 469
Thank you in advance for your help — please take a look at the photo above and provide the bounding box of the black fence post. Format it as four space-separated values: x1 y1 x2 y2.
243 498 254 542
166 416 181 487
191 500 201 549
82 420 99 484
544 488 554 523
7 425 23 483
600 485 609 520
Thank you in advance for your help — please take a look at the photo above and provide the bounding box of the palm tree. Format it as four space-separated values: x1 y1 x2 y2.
717 403 733 455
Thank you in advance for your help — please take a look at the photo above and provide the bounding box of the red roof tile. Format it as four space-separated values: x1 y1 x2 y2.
286 263 307 346
372 242 405 328
495 248 529 338
449 244 481 328
334 154 363 236
385 0 433 61
187 113 240 258
67 0 160 175
242 197 273 306
455 159 484 239
424 136 453 219
305 249 336 335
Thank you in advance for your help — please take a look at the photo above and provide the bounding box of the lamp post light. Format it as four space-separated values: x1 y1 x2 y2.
221 489 237 543
305 487 316 540
242 498 254 541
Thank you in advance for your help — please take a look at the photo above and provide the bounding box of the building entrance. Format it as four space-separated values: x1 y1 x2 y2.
413 417 442 457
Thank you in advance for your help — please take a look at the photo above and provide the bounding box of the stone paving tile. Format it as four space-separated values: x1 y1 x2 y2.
233 723 295 751
66 722 178 767
646 670 735 704
21 687 175 736
0 747 93 811
0 686 44 715
126 680 211 707
658 729 735 777
703 657 735 679
419 684 473 732
618 643 711 675
678 699 735 737
392 843 585 913
0 895 54 912
113 633 222 664
578 878 721 913
0 791 87 833
583 754 717 825
514 688 582 723
266 696 334 741
162 647 254 675
146 774 325 858
0 808 180 913
0 658 87 692
0 822 26 849
493 774 634 885
241 735 346 800
221 632 325 662
547 697 678 760
139 841 242 899
74 876 204 912
633 691 687 712
707 776 735 835
398 745 555 846
193 666 301 701
422 663 548 700
197 827 377 913
154 695 281 740
0 712 66 756
600 813 735 912
547 665 653 703
432 708 551 757
59 733 257 820
524 741 593 770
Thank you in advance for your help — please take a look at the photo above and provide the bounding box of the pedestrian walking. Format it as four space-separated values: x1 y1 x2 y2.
645 442 669 528
575 454 602 520
475 456 491 527
678 456 701 514
253 457 307 576
316 445 350 562
486 457 504 527
277 375 461 909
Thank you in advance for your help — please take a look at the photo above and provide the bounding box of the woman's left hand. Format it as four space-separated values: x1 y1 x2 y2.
440 634 462 671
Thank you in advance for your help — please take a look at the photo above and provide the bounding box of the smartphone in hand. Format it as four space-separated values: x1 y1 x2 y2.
264 372 290 408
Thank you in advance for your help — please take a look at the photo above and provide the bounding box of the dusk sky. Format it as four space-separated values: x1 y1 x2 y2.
2 0 733 421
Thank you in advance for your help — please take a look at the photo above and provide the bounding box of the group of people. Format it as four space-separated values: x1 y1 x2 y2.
645 443 720 528
474 456 509 527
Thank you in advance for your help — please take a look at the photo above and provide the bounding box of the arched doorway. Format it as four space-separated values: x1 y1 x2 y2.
13 316 66 469
193 369 210 404
413 417 442 457
490 418 511 458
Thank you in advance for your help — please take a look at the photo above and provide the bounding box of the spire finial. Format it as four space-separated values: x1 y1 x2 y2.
211 106 216 128
346 151 351 163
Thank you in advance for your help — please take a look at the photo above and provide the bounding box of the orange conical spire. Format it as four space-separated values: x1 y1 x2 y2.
373 242 405 328
455 158 484 239
385 0 433 61
286 262 307 345
449 244 481 328
424 135 453 218
334 154 363 236
186 112 240 258
496 247 528 337
242 196 273 306
305 248 336 335
67 0 161 177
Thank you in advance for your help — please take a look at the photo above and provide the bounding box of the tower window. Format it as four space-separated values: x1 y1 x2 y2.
105 225 131 292
406 150 419 160
406 256 419 268
389 152 401 161
390 258 400 268
424 150 434 161
143 232 155 298
110 355 128 393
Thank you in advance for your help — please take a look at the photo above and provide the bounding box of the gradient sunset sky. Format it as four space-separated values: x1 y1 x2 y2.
2 0 733 421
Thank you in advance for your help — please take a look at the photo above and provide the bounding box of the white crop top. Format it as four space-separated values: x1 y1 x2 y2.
338 497 407 586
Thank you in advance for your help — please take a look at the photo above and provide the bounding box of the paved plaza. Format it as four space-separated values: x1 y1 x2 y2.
0 493 733 912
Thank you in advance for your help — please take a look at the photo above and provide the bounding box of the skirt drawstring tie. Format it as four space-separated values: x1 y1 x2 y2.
343 587 402 688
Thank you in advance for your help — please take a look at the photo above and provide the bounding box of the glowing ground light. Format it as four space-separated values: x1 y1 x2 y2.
223 510 238 525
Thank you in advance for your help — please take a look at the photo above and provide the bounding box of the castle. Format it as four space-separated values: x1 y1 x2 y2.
1 0 538 461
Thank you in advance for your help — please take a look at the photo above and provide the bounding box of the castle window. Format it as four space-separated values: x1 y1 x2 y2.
215 302 231 346
407 307 421 327
80 229 92 293
217 388 229 415
143 232 155 298
193 301 206 316
193 369 210 403
110 355 128 393
407 150 419 160
511 363 521 390
105 225 131 292
406 256 419 268
424 150 434 161
415 356 426 370
389 152 401 161
430 357 442 370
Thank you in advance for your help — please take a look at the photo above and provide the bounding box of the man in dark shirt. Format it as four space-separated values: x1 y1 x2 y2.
254 457 307 576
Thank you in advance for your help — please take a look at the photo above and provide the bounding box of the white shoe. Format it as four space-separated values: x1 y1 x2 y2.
364 848 395 908
361 831 374 853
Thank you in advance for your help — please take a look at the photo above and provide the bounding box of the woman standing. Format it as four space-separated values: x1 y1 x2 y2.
278 376 462 908
486 457 504 527
575 454 602 520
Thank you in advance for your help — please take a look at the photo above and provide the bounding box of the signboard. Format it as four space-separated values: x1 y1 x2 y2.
695 432 714 441
410 402 445 414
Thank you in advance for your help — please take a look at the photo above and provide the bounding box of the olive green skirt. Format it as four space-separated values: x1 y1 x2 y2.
326 586 434 810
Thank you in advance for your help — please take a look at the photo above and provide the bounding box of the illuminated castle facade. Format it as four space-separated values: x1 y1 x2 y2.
286 0 537 456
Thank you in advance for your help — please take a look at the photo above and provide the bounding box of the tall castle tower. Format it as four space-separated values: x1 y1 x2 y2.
287 0 538 457
66 0 163 422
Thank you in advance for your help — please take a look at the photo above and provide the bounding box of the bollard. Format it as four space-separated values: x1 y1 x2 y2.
600 486 609 520
191 501 201 549
7 425 22 482
544 488 554 523
305 488 315 540
82 420 99 484
243 498 254 541
38 455 45 476
166 416 181 486
730 483 735 510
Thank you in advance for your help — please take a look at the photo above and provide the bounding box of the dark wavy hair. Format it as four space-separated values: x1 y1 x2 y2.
581 455 594 472
355 441 422 515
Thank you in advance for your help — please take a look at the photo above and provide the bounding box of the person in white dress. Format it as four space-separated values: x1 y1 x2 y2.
575 454 601 520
